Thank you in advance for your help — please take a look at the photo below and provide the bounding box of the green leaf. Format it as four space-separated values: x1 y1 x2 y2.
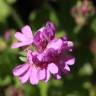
19 51 27 56
0 76 11 86
79 63 93 76
91 18 96 33
6 0 16 4
29 11 37 22
19 56 27 62
0 0 11 22
49 8 59 26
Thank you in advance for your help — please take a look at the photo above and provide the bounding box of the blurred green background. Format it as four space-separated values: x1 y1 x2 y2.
0 0 96 96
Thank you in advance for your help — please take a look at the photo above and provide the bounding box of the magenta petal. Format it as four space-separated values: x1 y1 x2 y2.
64 64 70 71
27 50 33 64
30 66 39 85
15 32 26 41
11 42 25 48
37 53 44 61
11 42 31 48
48 63 58 74
47 39 62 50
45 70 50 83
12 64 29 76
19 67 31 83
68 41 74 47
65 58 75 65
55 74 61 79
21 25 33 39
37 69 46 80
38 27 45 32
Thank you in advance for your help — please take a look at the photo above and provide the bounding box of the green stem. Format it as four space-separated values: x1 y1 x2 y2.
38 82 48 96
5 1 24 28
74 25 82 34
11 8 24 28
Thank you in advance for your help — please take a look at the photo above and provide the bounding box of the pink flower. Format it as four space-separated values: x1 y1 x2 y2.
12 50 58 85
42 38 75 79
33 21 56 52
4 31 10 41
12 22 75 85
11 25 33 48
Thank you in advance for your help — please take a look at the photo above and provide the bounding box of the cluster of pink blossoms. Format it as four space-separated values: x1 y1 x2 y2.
11 21 75 85
71 0 95 26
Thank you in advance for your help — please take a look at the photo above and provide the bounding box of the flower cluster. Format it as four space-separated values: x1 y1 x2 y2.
11 21 75 85
71 0 95 26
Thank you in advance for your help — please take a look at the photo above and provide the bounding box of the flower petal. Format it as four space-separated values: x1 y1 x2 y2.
12 64 29 76
46 21 56 32
43 21 56 41
38 27 45 32
45 70 50 83
15 32 26 41
37 53 44 61
48 63 58 74
11 41 31 48
64 64 70 71
65 58 75 65
47 39 63 50
55 74 61 79
67 41 74 51
37 69 46 80
21 25 33 39
67 41 74 47
30 66 39 85
27 50 33 64
19 67 31 83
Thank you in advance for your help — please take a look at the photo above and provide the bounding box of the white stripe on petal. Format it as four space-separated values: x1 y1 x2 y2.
44 69 50 83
